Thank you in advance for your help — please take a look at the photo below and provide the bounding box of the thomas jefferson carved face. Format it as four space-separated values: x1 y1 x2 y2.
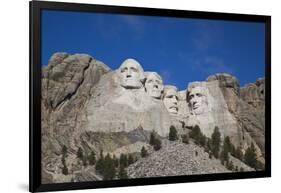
188 86 208 115
118 59 145 89
144 72 164 99
163 86 178 114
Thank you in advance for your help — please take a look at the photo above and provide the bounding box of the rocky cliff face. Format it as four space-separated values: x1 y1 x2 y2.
207 74 265 158
41 53 110 183
41 53 265 183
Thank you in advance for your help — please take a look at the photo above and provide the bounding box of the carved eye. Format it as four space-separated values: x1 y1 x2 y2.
131 67 138 72
190 94 194 99
196 93 202 97
147 80 153 83
121 67 128 73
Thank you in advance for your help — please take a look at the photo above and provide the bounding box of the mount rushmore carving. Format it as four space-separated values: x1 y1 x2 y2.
41 53 265 183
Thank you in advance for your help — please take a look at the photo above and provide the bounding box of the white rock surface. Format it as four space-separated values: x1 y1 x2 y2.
84 70 172 137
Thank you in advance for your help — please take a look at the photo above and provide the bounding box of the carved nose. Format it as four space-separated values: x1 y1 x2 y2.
126 74 132 78
127 70 132 76
154 85 158 89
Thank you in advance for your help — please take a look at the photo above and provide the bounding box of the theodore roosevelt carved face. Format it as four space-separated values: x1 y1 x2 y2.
144 72 164 99
188 86 208 115
118 59 145 89
163 85 178 114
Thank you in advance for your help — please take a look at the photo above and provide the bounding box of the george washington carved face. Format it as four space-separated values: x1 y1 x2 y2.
144 72 164 99
163 85 178 114
118 59 145 89
188 86 208 115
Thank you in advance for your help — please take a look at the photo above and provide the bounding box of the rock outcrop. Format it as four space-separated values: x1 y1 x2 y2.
240 78 265 109
207 74 265 158
41 53 110 182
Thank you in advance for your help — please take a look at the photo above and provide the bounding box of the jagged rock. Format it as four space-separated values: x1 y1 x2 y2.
240 78 265 109
207 73 240 95
126 140 231 178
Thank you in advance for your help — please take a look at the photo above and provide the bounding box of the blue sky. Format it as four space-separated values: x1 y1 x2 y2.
41 10 265 90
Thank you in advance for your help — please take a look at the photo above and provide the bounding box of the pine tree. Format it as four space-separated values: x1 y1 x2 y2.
149 131 162 151
153 138 162 151
234 146 244 160
244 143 258 169
224 136 236 155
141 146 148 157
169 125 178 141
211 127 221 158
62 145 67 156
220 148 229 166
88 151 96 165
255 160 265 170
82 156 88 166
95 150 104 172
226 160 234 171
77 147 83 160
128 154 134 165
119 153 128 167
118 165 128 179
189 125 201 142
61 157 68 175
189 125 206 147
99 149 104 159
113 154 119 168
206 138 212 152
149 131 156 146
62 164 68 175
102 153 116 180
199 134 206 147
181 134 189 144
220 137 232 165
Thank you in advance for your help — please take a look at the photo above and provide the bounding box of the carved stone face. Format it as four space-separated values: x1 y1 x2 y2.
144 72 164 99
188 86 208 115
119 59 144 89
163 86 178 114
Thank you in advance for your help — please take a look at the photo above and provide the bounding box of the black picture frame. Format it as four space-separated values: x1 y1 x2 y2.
29 0 271 192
